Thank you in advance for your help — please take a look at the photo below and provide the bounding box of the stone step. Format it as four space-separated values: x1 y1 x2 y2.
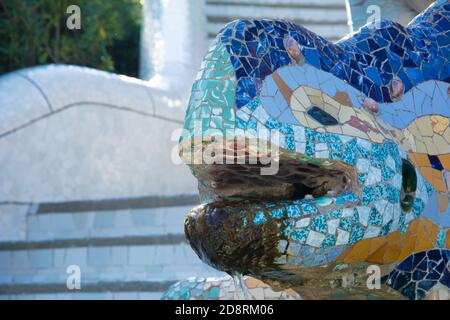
0 202 226 298
24 205 192 242
0 243 225 290
0 243 223 284
205 0 350 40
205 5 348 23
207 0 346 8
207 21 349 40
0 291 164 300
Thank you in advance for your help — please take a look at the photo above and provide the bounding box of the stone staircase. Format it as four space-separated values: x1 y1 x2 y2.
206 0 350 41
0 196 226 300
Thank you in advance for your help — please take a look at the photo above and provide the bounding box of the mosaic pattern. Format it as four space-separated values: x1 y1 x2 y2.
161 276 301 300
386 249 450 300
172 1 450 300
222 1 449 108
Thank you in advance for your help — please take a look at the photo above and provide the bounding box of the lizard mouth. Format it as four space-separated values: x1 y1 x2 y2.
193 154 355 204
180 136 357 205
182 137 359 279
195 155 357 203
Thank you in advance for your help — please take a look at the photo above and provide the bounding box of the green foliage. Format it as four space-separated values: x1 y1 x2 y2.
0 0 142 76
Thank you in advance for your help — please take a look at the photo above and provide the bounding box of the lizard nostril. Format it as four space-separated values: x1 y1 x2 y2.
362 97 379 113
390 77 404 100
285 36 304 64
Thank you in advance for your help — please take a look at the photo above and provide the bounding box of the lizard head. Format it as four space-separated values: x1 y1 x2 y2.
178 3 448 286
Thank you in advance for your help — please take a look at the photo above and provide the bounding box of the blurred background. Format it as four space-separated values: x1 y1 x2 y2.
0 0 431 299
0 0 142 76
0 0 352 77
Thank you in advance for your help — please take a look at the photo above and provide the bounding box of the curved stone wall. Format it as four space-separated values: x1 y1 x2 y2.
0 64 197 203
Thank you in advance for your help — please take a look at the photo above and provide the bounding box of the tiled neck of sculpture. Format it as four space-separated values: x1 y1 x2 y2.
163 0 450 300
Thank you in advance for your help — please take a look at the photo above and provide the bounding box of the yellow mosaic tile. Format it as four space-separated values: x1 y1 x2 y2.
338 106 356 123
417 117 435 137
291 96 306 112
292 87 310 110
443 127 450 143
423 136 438 155
309 95 324 108
323 94 340 107
322 103 339 118
304 87 322 97
431 115 449 135
433 134 450 153
415 140 428 153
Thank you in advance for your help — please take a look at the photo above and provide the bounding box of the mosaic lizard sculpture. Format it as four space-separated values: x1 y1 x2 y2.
162 0 450 300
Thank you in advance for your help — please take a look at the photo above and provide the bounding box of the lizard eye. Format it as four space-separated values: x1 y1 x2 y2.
306 106 338 125
400 159 417 212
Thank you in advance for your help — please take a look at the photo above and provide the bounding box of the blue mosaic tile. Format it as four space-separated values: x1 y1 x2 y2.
270 208 284 219
387 249 450 300
311 215 327 233
291 228 308 244
253 210 267 225
321 234 336 248
286 205 302 218
349 224 365 244
301 203 318 215
339 217 352 231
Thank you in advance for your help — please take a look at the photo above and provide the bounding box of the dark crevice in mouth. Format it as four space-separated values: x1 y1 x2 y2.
191 155 357 205
291 182 325 199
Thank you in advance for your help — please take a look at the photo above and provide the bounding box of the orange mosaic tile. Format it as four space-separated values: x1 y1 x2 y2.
439 153 450 170
383 244 402 262
422 217 439 237
408 152 431 167
368 242 394 263
418 166 434 185
336 217 443 265
423 221 439 248
447 229 450 248
336 235 383 263
339 238 372 262
272 72 293 104
398 234 417 261
333 91 352 107
432 169 447 192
